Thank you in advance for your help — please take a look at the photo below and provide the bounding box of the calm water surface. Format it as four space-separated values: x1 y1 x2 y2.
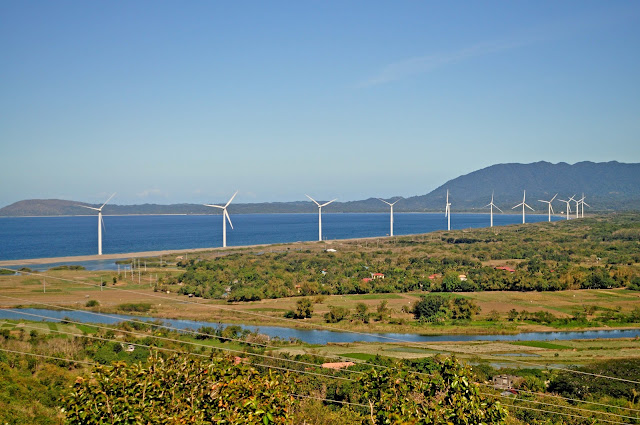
0 213 560 264
1 308 637 345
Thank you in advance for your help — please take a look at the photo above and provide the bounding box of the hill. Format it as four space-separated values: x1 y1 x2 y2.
1 161 638 216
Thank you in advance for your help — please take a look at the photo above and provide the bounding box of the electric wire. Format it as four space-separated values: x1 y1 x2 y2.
4 266 638 385
481 391 639 422
2 267 640 416
0 307 363 380
505 403 633 425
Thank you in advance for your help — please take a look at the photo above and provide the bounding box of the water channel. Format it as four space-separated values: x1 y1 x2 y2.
2 308 639 345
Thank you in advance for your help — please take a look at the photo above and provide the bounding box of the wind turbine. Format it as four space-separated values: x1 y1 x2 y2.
444 189 451 231
573 196 582 219
378 198 402 236
580 194 590 218
306 195 336 241
558 195 575 220
76 193 116 255
512 190 534 224
484 191 503 227
538 193 557 222
204 191 238 248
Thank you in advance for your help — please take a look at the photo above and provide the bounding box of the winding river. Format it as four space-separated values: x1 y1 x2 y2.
1 308 639 345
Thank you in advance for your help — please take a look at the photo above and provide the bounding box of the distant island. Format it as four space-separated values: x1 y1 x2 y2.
2 161 639 216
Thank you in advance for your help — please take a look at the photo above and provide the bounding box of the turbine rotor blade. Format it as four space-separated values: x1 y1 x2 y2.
495 205 504 213
320 199 337 207
305 194 320 206
512 203 523 209
100 192 116 209
377 198 392 206
225 190 239 208
550 205 555 214
224 209 234 230
582 201 591 207
550 193 558 202
76 205 101 211
525 203 534 211
101 215 106 233
203 204 224 210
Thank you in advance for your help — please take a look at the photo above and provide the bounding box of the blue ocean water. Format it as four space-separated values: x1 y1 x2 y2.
0 212 560 262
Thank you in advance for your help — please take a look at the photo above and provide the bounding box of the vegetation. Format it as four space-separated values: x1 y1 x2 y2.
1 316 639 424
169 214 640 306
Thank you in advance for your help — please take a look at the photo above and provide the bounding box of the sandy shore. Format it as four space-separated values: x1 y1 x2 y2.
0 233 398 267
0 248 223 266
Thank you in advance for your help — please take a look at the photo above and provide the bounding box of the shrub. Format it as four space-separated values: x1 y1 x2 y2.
85 300 100 307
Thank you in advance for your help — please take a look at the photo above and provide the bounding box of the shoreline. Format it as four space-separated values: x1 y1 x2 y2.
0 213 570 266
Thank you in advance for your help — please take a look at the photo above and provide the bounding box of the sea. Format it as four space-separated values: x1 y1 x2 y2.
0 213 560 266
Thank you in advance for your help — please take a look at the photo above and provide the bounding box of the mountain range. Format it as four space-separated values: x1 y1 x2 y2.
2 161 639 216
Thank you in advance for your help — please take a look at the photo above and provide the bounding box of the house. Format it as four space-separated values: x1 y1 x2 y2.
325 248 337 253
428 273 442 280
295 284 302 294
458 274 467 281
495 266 516 273
362 278 373 283
321 361 355 370
371 273 385 279
493 374 518 390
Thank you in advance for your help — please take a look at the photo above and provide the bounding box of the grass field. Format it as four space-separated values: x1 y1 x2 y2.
1 266 639 336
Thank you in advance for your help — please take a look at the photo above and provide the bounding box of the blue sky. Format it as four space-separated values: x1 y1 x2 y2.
1 1 639 207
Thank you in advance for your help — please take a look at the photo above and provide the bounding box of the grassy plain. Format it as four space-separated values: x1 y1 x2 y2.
1 213 639 370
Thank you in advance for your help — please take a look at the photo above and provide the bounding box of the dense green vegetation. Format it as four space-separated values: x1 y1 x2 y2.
166 214 640 303
1 317 639 424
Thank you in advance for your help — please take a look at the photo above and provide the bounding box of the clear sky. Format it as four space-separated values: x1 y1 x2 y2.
1 1 639 207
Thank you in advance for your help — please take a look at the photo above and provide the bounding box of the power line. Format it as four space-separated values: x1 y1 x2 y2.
482 391 639 422
3 267 639 401
505 403 633 425
0 307 362 380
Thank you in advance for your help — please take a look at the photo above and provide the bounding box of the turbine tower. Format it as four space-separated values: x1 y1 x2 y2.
204 191 238 248
538 194 558 222
444 189 451 231
580 194 590 218
378 198 402 236
76 193 116 256
306 195 336 241
573 197 582 219
512 190 534 224
558 196 574 220
484 191 503 227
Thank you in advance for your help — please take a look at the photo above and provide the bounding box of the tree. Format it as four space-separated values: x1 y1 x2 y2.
63 354 294 424
353 303 370 323
360 356 507 424
294 297 313 319
412 295 449 322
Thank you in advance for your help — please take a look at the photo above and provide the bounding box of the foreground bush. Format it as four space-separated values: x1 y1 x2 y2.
63 354 293 424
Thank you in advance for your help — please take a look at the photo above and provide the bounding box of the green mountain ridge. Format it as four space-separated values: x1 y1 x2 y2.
2 161 639 216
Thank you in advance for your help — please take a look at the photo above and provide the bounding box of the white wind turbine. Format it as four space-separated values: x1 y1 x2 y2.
558 195 575 220
444 189 451 231
204 191 238 248
538 193 558 222
378 198 402 236
306 195 337 241
484 191 503 228
573 196 582 219
76 193 116 256
580 194 590 218
512 190 534 224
